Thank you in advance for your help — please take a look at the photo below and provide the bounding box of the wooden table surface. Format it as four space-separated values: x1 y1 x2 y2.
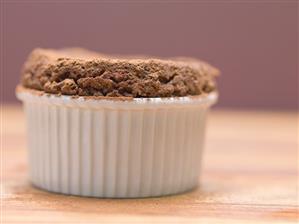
2 105 298 223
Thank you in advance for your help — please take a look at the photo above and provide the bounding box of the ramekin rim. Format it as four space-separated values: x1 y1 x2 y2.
16 85 218 107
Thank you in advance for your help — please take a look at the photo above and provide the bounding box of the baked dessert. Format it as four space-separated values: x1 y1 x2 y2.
20 48 218 97
16 48 219 198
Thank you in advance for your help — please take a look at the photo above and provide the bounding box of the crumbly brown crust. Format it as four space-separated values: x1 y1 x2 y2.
20 48 219 98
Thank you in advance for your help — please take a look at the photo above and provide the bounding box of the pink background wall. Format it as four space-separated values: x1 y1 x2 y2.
2 1 297 109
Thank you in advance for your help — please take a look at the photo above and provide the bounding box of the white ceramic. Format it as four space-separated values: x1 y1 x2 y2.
17 90 217 198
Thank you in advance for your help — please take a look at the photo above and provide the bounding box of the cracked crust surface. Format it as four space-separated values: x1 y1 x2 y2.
20 48 219 98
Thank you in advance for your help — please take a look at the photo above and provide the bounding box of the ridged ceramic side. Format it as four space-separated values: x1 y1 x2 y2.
17 91 217 198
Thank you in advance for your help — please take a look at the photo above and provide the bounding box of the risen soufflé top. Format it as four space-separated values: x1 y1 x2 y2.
20 48 219 98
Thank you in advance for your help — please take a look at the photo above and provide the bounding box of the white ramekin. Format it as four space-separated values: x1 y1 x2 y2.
17 89 217 198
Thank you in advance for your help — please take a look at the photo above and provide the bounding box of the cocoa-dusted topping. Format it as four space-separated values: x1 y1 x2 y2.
21 48 219 98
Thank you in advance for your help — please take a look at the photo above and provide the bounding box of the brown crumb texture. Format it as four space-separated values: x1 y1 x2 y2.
21 48 219 98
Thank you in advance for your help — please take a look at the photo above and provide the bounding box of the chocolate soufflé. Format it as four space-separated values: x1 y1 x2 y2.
16 47 220 198
20 48 219 98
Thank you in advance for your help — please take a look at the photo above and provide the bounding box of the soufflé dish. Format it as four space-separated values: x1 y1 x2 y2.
16 48 219 198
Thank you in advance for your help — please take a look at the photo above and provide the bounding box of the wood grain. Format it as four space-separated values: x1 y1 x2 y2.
1 105 298 223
